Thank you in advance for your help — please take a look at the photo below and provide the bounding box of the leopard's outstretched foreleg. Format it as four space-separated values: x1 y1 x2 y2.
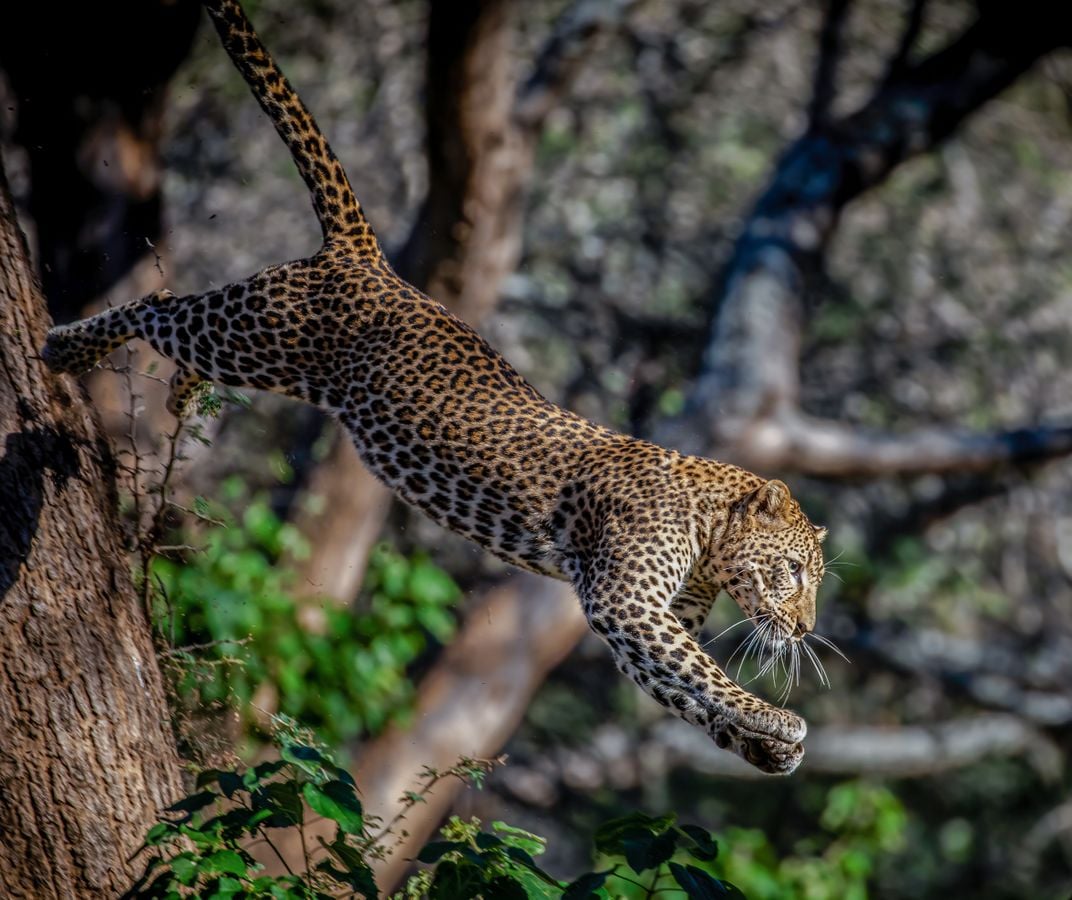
572 503 806 775
582 578 805 774
670 590 717 641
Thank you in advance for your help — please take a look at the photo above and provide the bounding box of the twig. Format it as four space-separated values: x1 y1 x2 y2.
807 0 852 129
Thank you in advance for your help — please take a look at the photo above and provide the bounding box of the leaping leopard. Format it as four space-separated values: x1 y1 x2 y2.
42 0 828 774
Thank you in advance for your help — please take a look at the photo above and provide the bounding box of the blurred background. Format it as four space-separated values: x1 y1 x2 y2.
3 0 1072 896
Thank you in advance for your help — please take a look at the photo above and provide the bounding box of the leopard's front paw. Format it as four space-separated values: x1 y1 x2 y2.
770 708 806 745
713 722 805 775
740 734 804 775
711 704 807 774
733 703 806 745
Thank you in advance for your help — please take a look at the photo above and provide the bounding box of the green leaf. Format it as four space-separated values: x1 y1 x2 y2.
621 828 677 874
594 812 677 857
303 780 364 834
169 853 199 886
668 862 744 899
326 836 368 871
428 861 487 900
679 825 719 862
417 841 467 863
166 790 217 817
144 821 177 847
474 832 504 851
282 743 330 779
563 871 610 899
505 845 544 872
244 759 288 789
202 850 249 876
484 875 529 899
492 821 547 857
252 780 303 827
218 772 245 799
316 859 379 897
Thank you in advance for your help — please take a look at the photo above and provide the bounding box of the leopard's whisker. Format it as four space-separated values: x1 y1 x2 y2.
809 632 851 664
736 619 773 681
801 638 830 688
702 613 761 648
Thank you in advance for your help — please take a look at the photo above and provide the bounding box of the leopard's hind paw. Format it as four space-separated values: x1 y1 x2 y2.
41 324 97 375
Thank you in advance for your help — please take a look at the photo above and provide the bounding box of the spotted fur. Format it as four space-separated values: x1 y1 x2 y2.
42 0 827 774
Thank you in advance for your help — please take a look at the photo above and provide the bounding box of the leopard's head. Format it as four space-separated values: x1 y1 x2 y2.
719 479 826 650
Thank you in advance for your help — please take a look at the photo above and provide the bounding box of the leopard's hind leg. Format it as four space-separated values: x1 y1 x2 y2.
44 289 204 417
42 290 176 375
166 367 207 417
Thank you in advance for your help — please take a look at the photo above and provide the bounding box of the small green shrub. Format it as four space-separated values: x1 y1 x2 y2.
125 736 747 899
152 481 458 747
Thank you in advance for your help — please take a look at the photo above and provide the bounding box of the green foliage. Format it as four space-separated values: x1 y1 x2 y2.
127 739 753 900
125 736 377 899
716 782 907 900
586 812 744 899
152 480 458 747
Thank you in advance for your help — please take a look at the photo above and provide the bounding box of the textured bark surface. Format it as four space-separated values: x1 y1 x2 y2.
0 168 183 897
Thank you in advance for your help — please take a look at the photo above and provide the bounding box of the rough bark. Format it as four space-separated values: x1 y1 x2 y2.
0 166 183 896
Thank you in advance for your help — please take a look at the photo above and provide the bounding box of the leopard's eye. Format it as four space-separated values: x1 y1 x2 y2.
787 560 803 578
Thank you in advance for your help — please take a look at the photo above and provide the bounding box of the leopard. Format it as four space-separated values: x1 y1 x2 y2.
41 0 828 774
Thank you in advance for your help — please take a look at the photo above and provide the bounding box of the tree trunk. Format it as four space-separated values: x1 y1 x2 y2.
0 166 183 897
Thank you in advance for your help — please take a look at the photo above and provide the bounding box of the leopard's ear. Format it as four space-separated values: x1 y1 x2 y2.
814 525 828 543
750 479 791 523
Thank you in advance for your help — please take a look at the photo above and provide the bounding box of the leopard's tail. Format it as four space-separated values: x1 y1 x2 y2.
201 0 382 258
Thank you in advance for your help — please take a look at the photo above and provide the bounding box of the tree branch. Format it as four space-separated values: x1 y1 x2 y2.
514 0 641 131
664 2 1071 466
882 0 928 85
807 0 852 129
650 713 1061 779
720 409 1072 478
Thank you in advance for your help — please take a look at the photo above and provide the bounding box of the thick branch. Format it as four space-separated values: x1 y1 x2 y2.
0 158 183 897
673 2 1070 459
883 0 928 84
720 410 1072 478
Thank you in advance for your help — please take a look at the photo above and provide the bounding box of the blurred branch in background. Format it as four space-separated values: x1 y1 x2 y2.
711 412 1072 478
659 0 1072 476
649 713 1062 780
